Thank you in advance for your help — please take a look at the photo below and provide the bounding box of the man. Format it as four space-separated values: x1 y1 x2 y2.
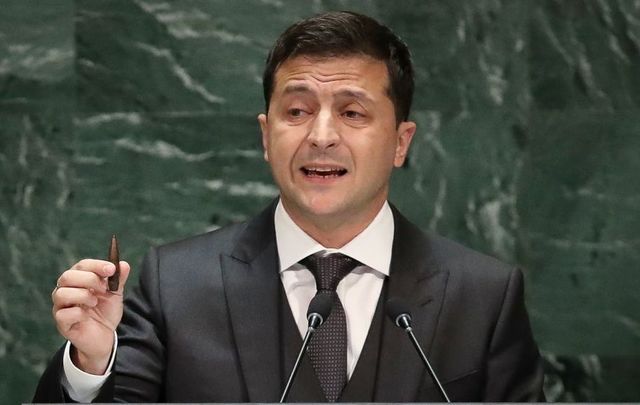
34 11 544 402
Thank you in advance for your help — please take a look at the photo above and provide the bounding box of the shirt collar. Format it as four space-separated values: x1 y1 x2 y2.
274 199 394 276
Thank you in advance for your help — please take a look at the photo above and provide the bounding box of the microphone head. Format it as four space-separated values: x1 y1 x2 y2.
386 297 412 328
307 293 332 326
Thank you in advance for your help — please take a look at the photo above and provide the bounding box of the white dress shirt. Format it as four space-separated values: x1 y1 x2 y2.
275 200 394 378
62 199 394 400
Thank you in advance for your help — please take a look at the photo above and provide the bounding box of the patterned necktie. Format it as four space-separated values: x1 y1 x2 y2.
300 252 360 402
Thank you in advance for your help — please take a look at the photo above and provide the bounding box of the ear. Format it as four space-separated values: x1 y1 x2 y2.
393 121 416 167
258 113 269 162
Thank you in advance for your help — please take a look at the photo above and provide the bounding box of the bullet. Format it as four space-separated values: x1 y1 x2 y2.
108 234 121 292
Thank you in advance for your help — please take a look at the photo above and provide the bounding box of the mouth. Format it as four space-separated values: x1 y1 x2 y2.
300 165 348 178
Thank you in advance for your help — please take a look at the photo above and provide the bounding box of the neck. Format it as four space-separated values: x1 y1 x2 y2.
282 198 386 248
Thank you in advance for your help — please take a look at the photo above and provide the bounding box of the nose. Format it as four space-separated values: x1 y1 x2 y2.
308 110 339 150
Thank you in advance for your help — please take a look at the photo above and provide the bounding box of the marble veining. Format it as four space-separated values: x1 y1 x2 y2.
2 0 639 402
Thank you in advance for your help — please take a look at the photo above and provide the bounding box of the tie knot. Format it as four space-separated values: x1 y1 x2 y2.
301 252 360 291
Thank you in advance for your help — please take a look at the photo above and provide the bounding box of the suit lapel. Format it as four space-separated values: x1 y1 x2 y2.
374 206 450 402
220 202 450 401
221 201 281 402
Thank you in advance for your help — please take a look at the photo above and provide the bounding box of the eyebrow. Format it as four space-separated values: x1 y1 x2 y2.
282 84 314 96
281 84 375 104
335 89 375 104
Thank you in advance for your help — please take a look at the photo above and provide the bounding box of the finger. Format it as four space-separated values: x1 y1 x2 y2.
71 259 116 278
56 269 107 292
54 306 90 335
53 287 99 311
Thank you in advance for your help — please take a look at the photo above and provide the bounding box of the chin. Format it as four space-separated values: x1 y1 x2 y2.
298 196 349 219
304 202 344 218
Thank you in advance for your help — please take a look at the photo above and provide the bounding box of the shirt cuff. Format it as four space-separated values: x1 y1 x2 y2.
61 331 118 402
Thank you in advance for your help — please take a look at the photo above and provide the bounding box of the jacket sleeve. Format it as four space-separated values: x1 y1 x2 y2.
32 345 69 403
111 246 166 402
483 268 545 401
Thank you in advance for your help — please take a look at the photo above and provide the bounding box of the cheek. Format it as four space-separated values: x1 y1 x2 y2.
357 142 396 180
354 136 397 166
267 132 300 170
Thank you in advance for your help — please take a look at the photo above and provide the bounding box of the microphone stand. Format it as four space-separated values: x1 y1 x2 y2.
280 294 329 402
403 324 450 403
280 326 316 403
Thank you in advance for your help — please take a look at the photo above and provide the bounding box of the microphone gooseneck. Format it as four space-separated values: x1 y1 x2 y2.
280 294 332 403
385 298 451 403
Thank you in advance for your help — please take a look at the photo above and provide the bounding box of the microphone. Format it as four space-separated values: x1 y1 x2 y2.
280 293 332 403
386 298 450 403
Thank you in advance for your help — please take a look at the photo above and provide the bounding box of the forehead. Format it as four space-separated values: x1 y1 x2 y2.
272 55 390 97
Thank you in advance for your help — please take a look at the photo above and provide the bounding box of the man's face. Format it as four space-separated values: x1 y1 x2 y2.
258 55 415 231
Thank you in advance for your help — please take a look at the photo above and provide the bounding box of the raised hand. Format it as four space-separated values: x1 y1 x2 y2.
52 259 130 374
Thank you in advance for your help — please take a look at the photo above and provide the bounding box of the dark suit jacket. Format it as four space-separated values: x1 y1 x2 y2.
34 201 544 402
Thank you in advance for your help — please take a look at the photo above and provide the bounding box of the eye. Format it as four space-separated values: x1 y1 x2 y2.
288 108 307 118
343 110 365 119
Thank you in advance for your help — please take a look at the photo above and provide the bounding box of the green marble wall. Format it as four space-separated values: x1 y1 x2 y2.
1 1 638 403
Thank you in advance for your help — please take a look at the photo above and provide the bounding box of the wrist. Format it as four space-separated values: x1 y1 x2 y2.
70 343 113 375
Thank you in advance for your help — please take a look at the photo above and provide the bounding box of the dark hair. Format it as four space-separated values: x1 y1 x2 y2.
263 11 414 124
